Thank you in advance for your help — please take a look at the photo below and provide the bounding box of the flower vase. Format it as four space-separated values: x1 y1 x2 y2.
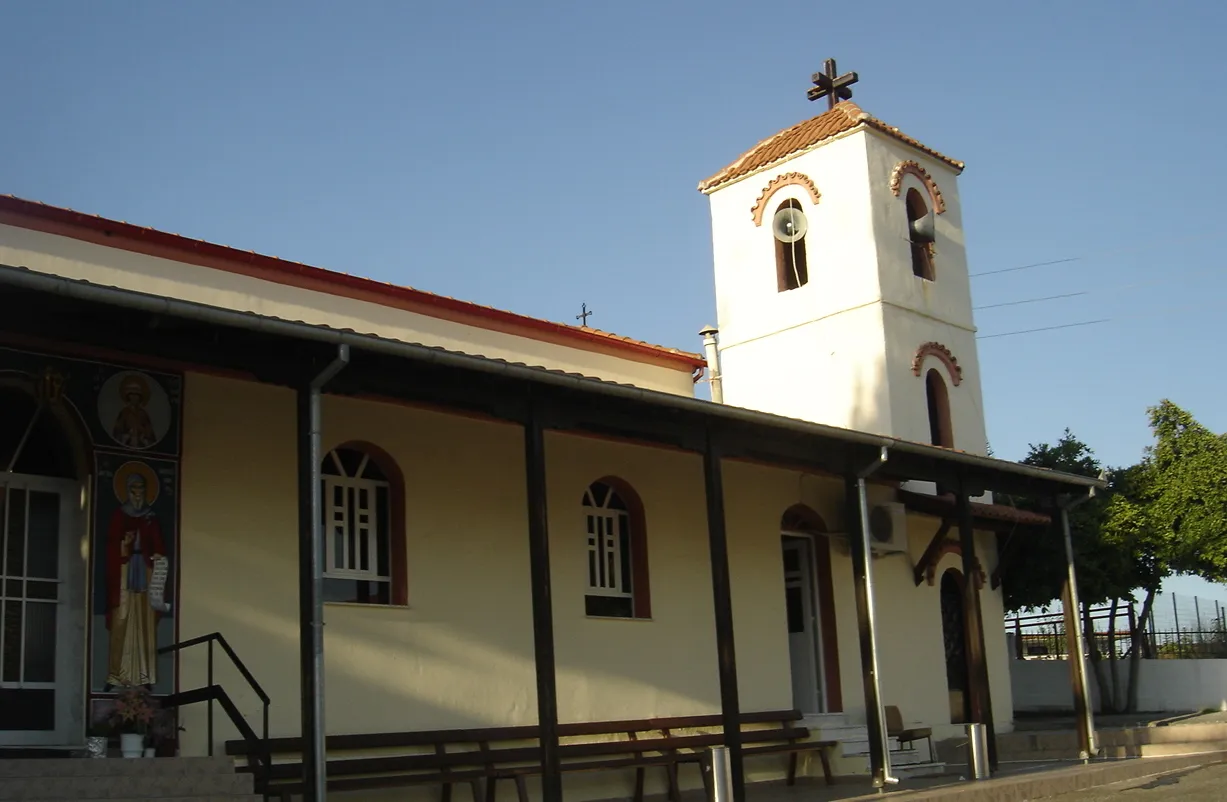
86 736 107 758
120 732 144 758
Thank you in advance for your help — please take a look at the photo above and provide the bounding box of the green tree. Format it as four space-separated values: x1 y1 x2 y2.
1001 404 1227 712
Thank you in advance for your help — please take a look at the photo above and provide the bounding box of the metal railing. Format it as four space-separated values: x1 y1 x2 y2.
158 633 271 797
1006 593 1227 660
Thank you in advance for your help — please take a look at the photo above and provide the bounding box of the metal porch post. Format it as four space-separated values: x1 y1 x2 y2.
844 446 892 789
297 346 349 802
524 403 562 802
702 426 744 802
1058 498 1097 761
954 483 997 770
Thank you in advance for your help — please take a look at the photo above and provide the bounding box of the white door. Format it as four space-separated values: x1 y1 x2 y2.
0 474 86 746
782 536 824 714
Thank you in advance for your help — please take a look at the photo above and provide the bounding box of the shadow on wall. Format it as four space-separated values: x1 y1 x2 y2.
845 348 886 438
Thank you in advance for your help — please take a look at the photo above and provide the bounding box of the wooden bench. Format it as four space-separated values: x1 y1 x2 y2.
225 709 839 802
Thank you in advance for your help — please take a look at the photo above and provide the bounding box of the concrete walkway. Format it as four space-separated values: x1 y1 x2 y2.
702 752 1227 802
1039 761 1227 801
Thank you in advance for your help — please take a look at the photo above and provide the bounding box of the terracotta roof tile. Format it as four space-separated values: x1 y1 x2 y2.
0 195 705 371
697 102 964 193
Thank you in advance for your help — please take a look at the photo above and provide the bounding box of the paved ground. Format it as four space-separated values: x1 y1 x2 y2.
1042 761 1227 800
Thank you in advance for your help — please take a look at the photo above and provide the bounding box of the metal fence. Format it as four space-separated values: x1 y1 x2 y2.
1005 592 1227 661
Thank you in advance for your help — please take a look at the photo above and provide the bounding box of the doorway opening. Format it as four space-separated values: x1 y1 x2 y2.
0 381 89 746
940 568 971 724
780 504 841 715
782 536 823 714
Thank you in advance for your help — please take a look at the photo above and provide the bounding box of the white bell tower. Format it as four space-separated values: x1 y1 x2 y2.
697 69 989 458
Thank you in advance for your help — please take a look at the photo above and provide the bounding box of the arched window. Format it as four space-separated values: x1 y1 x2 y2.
906 188 935 281
774 198 810 292
321 444 407 606
925 369 953 448
582 479 650 619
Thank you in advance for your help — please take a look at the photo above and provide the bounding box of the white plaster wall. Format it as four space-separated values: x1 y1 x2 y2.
1012 658 1227 714
863 133 989 457
882 304 990 456
0 224 695 395
717 305 892 435
708 131 880 349
704 128 991 460
863 132 973 331
706 131 893 433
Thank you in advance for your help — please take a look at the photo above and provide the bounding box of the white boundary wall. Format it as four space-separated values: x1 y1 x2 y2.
1011 657 1227 714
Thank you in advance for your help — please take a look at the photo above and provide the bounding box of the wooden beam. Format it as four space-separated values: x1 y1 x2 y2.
956 484 998 770
990 529 1026 590
702 427 744 802
523 400 561 802
913 518 953 586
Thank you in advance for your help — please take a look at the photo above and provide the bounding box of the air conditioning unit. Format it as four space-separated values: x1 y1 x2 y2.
867 502 909 555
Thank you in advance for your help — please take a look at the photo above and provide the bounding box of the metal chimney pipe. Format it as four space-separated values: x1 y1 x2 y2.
699 325 723 404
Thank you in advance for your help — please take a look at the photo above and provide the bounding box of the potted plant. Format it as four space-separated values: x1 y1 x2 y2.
150 707 184 757
85 720 111 759
110 684 157 758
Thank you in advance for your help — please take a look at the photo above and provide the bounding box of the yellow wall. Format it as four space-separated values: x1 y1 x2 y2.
178 370 1012 798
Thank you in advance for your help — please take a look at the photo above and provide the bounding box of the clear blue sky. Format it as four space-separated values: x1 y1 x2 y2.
2 1 1223 597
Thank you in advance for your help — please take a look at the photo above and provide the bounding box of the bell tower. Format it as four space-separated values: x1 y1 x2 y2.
698 61 989 458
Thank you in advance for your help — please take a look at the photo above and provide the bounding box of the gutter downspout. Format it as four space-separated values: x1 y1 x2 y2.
856 446 899 788
1058 482 1101 763
700 325 723 404
299 344 350 802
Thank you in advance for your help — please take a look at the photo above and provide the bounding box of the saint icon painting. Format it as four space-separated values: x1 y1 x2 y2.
104 460 170 689
97 370 171 451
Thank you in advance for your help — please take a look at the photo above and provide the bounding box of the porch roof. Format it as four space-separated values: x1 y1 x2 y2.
0 262 1102 500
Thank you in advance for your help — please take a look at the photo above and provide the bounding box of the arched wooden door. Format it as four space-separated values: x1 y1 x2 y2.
940 569 971 724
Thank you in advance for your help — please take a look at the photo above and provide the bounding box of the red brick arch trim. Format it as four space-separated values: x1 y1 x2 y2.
890 160 946 214
751 172 822 226
912 342 963 386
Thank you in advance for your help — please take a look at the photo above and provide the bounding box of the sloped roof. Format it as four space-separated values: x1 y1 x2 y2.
697 101 964 193
0 195 706 372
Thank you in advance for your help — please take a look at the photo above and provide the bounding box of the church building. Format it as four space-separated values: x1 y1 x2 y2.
0 64 1096 802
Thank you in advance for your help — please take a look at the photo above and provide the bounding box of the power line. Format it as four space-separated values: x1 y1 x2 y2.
977 301 1216 341
969 231 1219 279
977 319 1109 340
972 256 1079 278
974 291 1088 310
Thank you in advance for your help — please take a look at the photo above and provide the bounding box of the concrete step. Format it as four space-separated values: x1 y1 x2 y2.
1101 739 1227 759
14 798 262 802
996 723 1227 761
0 773 253 801
0 757 236 778
0 757 253 801
893 760 948 779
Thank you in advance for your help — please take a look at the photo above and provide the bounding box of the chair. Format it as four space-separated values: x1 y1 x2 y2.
884 705 934 762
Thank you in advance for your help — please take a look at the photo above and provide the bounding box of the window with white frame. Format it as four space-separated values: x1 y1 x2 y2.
321 447 391 605
583 481 634 618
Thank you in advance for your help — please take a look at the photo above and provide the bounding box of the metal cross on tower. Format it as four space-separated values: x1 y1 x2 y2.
807 58 858 110
576 302 593 327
